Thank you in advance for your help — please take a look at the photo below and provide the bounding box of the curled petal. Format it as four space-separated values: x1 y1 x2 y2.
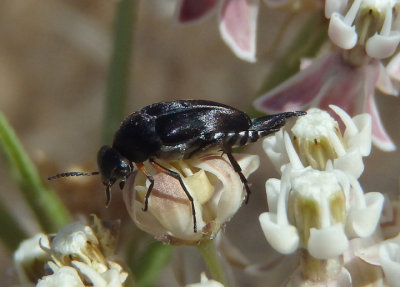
219 0 259 62
262 130 289 171
259 212 299 254
366 32 400 59
307 224 349 259
330 104 372 156
175 0 218 23
347 114 372 156
333 149 364 178
346 192 384 238
265 178 281 213
328 13 358 49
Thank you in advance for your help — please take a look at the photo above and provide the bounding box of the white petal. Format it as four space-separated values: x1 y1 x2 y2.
366 32 400 59
72 261 106 287
36 266 85 287
346 192 384 238
328 12 358 49
259 212 299 254
333 149 364 178
307 224 349 259
283 131 303 169
265 178 281 214
262 130 289 171
348 114 372 156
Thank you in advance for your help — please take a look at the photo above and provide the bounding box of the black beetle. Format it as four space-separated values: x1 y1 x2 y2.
49 100 305 232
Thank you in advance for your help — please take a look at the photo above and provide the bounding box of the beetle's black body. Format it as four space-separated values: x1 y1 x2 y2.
50 100 305 233
112 100 285 162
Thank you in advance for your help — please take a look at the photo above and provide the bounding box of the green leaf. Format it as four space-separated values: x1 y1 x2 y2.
0 113 70 233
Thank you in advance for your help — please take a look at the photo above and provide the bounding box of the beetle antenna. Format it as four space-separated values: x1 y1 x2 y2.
48 171 100 180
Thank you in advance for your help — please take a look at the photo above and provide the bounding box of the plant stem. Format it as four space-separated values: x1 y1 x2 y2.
0 113 70 233
196 239 228 286
102 0 136 144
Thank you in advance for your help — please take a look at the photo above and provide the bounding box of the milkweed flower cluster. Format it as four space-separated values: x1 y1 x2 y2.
123 153 259 245
258 106 385 285
254 0 400 152
14 216 127 287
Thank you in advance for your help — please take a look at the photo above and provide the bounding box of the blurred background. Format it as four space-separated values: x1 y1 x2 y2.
0 0 399 286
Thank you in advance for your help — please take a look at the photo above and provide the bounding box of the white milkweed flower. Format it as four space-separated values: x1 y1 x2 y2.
13 216 127 287
186 272 224 287
259 165 384 283
14 233 50 285
327 0 400 59
123 153 259 244
264 105 371 178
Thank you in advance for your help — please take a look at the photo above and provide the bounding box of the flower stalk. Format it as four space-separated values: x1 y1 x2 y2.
196 239 228 287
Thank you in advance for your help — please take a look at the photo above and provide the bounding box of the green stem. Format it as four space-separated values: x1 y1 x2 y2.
102 0 136 144
132 241 173 287
196 239 228 286
0 113 70 233
0 199 27 251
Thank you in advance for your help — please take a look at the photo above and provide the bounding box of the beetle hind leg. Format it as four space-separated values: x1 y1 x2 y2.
149 159 198 233
223 146 251 204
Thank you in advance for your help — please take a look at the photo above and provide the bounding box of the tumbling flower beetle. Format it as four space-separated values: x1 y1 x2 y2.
49 100 305 232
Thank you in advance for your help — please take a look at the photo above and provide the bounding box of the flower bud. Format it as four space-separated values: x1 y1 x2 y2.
123 153 259 244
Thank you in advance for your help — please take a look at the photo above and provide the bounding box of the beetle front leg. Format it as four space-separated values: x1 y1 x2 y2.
135 162 155 211
149 159 198 233
223 147 251 204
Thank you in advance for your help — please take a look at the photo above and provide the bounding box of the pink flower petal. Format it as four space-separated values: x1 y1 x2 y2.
175 0 218 23
253 52 343 113
364 92 396 151
219 0 258 62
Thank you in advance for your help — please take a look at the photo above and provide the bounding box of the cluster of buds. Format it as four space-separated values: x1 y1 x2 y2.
14 216 127 287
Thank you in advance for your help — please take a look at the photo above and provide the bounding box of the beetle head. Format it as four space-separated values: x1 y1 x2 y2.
97 145 133 205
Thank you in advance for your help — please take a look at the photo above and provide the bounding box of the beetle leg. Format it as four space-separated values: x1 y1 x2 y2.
149 159 197 233
223 146 251 204
135 162 155 212
105 185 112 207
